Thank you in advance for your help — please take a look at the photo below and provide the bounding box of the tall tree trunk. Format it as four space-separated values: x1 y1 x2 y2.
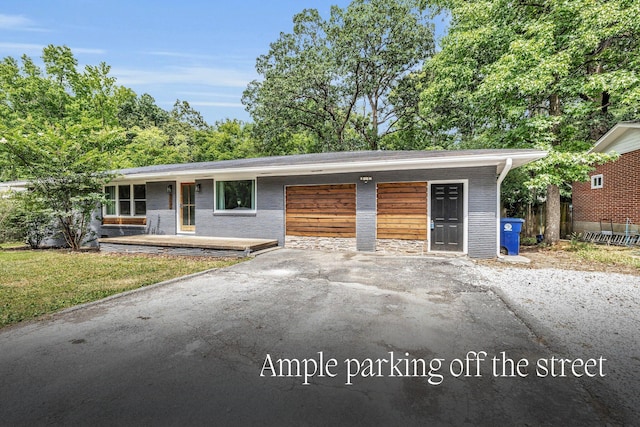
369 94 379 151
544 183 561 244
545 93 561 245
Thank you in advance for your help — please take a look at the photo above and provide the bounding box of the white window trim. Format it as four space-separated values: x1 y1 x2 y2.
591 174 603 189
176 180 197 234
213 179 257 214
103 183 147 217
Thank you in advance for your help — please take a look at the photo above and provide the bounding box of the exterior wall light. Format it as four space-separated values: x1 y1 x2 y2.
167 184 173 194
195 183 201 193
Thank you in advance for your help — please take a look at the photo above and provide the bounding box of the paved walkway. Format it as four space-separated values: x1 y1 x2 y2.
0 249 620 425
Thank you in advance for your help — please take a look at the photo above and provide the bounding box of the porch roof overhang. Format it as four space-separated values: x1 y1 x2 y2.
108 149 547 183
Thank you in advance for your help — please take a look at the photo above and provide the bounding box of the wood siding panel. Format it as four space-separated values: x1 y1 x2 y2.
377 182 427 240
103 217 147 226
286 184 356 237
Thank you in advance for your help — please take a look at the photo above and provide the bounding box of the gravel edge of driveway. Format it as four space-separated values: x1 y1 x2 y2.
473 264 640 425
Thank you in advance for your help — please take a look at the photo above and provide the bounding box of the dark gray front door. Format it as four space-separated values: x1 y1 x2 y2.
430 183 463 252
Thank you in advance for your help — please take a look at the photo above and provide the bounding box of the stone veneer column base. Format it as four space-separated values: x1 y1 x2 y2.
285 236 357 252
285 236 431 256
375 239 429 255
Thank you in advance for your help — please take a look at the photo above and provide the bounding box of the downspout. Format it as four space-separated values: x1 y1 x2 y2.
496 158 513 258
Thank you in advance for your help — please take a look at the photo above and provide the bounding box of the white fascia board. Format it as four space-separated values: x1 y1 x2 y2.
590 122 640 153
111 151 547 183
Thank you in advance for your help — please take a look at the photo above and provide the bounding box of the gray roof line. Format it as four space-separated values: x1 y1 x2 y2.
113 149 544 176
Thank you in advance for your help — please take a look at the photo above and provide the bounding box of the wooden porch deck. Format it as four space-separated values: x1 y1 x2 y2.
98 235 279 256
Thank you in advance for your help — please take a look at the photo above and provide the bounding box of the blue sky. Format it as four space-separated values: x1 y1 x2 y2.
1 1 446 125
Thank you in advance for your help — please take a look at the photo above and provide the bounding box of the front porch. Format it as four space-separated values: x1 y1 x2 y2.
98 235 279 257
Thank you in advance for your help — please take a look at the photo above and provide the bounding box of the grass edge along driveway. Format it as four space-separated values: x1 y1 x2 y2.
0 250 241 328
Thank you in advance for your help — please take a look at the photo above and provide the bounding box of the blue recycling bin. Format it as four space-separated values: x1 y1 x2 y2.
500 218 525 255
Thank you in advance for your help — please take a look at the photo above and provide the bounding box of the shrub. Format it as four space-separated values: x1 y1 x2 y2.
567 232 592 252
520 237 538 246
0 192 54 248
0 195 24 243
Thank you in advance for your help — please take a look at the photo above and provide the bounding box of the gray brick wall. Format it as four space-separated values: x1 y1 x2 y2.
101 180 177 238
146 181 176 235
467 167 499 258
356 181 376 251
361 167 497 258
99 166 499 258
196 177 285 243
99 225 146 238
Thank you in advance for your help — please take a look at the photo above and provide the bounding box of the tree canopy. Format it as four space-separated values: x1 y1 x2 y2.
0 46 265 178
418 0 639 241
0 45 124 248
242 0 434 152
2 0 639 247
421 0 639 149
0 45 262 248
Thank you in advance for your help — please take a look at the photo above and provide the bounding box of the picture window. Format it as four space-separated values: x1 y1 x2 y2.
215 180 256 211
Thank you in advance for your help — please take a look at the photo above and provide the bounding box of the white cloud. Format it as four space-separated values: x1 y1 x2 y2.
0 14 45 31
187 101 244 108
176 91 241 99
112 65 256 88
143 50 254 66
0 42 44 55
72 47 106 55
0 42 105 56
144 51 216 61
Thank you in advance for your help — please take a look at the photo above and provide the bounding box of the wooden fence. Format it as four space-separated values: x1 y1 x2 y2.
504 202 573 239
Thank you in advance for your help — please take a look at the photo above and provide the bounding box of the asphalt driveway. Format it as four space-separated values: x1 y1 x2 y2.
0 249 621 426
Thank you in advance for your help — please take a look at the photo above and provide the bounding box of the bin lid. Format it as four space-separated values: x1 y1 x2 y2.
500 217 525 223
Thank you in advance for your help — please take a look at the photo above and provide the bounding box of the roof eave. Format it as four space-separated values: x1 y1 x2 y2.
590 122 640 153
112 151 547 183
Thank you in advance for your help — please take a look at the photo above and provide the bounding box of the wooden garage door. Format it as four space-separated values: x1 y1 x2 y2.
286 184 356 237
377 182 427 240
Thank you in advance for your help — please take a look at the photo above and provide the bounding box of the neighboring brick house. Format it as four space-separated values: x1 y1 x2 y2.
573 122 640 234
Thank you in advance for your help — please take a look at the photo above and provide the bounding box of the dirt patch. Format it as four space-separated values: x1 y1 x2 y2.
477 242 640 276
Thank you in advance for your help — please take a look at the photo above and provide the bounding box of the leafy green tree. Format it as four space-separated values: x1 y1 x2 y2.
114 99 213 168
170 100 210 131
117 92 169 130
0 45 121 249
243 0 434 152
420 0 638 243
2 120 114 250
114 126 192 167
250 129 320 157
194 119 258 161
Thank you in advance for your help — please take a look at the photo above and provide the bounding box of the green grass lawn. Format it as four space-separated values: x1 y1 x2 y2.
0 242 28 250
0 250 241 328
571 244 640 269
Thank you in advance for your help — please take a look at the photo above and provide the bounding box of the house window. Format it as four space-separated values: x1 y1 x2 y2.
215 180 256 211
104 184 146 216
134 184 146 215
104 186 116 215
119 185 131 215
591 174 603 189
